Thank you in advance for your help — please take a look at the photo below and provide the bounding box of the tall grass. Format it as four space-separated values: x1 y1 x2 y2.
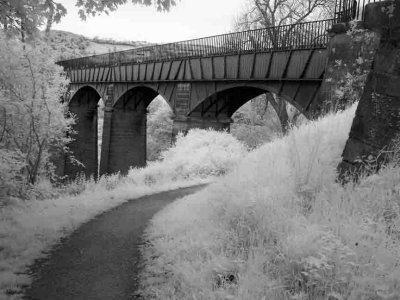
138 104 400 299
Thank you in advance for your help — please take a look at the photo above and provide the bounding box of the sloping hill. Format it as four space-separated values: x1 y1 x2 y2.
45 30 152 60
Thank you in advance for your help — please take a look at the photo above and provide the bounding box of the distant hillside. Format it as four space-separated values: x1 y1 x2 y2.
45 30 153 61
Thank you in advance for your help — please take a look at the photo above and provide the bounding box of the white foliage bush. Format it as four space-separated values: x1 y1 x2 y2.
137 104 399 299
0 32 72 199
147 96 173 161
128 129 248 185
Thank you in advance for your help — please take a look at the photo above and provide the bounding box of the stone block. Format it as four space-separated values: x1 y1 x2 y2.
364 1 399 32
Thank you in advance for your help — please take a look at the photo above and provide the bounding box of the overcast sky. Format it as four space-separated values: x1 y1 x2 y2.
53 0 245 43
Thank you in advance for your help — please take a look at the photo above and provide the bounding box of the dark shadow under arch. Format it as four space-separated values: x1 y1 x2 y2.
101 86 166 175
189 84 307 120
66 86 102 179
113 86 160 110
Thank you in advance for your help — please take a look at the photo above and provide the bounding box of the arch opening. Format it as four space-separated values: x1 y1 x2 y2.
190 86 306 149
147 96 173 162
101 86 173 175
66 86 101 179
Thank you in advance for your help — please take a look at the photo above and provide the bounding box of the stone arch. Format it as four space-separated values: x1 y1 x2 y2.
66 86 102 179
113 86 159 110
112 83 173 109
189 83 308 119
68 84 105 105
100 86 166 175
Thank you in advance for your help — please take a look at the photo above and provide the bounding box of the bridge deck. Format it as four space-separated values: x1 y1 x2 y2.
58 19 334 69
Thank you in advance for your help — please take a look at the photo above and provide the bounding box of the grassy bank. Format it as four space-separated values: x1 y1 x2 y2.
138 104 400 299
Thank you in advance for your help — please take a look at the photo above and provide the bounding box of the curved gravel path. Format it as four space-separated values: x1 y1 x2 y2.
23 185 206 300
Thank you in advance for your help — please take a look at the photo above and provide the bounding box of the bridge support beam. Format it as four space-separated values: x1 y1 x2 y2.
99 99 114 176
338 0 400 180
172 116 231 140
100 88 149 175
107 107 147 175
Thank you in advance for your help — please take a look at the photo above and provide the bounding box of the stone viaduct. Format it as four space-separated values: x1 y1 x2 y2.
56 0 396 179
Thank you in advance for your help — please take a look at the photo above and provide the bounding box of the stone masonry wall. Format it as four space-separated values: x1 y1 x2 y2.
338 0 400 179
317 22 381 114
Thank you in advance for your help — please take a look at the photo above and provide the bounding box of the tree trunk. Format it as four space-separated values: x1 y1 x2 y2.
265 92 289 134
45 6 54 35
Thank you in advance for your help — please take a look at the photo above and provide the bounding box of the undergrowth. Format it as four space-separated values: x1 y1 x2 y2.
138 104 400 299
0 129 246 300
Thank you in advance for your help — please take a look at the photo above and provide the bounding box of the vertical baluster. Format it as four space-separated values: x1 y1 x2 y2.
334 0 338 20
319 20 323 47
310 22 314 48
318 21 322 47
299 23 303 49
275 26 279 49
262 29 266 50
284 25 288 50
362 0 367 20
301 23 304 49
237 32 241 53
243 31 246 52
297 23 301 48
278 25 282 49
292 24 295 49
304 23 308 48
223 34 227 53
311 22 315 47
242 32 245 52
286 25 289 50
196 39 200 57
244 31 247 52
192 39 196 57
212 36 216 55
293 24 296 49
233 33 237 53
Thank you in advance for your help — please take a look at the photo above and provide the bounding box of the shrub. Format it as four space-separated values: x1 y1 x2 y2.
129 128 248 186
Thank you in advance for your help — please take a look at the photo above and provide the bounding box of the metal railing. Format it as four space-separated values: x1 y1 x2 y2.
334 0 385 22
58 19 334 69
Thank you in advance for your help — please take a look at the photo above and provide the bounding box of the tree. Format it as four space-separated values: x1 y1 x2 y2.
234 0 334 133
0 32 73 196
147 97 173 161
0 0 67 40
0 0 177 39
234 0 334 30
76 0 177 20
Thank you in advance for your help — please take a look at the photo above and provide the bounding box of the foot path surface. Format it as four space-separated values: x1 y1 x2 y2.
24 185 206 300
